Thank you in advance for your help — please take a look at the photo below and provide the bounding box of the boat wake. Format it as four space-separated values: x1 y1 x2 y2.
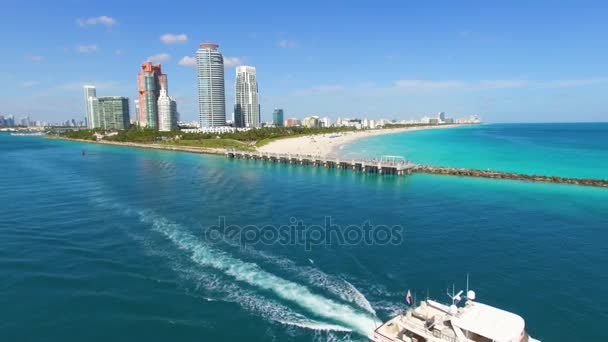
139 212 378 337
211 231 377 315
18 157 380 339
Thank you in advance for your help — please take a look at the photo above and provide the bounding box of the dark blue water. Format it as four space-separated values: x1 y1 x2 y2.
1 130 607 341
341 123 608 180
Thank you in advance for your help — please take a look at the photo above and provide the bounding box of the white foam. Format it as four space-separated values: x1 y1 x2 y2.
165 252 351 333
218 237 376 315
143 213 378 336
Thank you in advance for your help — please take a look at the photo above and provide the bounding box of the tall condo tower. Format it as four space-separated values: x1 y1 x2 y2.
91 96 130 130
83 85 97 128
157 87 178 131
137 62 167 128
196 43 226 127
272 108 284 127
234 66 261 128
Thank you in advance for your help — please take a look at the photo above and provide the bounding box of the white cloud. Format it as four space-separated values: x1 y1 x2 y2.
114 49 125 56
278 39 297 48
392 79 533 91
77 16 117 27
160 33 188 44
543 78 608 88
360 77 608 94
20 81 40 88
224 56 243 68
294 84 344 96
27 55 43 62
478 80 529 89
56 81 121 92
146 53 170 63
77 44 98 53
394 80 467 90
178 56 196 67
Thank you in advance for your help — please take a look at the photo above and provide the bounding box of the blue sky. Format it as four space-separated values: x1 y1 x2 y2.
2 0 607 123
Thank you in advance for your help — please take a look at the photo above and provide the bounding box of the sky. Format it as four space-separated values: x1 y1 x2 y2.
1 0 607 123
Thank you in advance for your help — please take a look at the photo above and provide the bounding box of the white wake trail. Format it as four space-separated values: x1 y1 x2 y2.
143 213 378 337
209 228 376 315
174 265 352 333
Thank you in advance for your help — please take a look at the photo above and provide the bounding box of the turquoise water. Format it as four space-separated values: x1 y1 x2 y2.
341 123 608 180
1 130 608 341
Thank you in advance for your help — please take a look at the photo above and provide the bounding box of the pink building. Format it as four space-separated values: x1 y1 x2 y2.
137 62 167 128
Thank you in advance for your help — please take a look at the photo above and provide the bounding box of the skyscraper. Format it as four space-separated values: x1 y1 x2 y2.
157 88 178 131
91 96 130 130
234 66 260 128
83 85 97 128
272 108 284 127
137 62 167 128
196 43 226 127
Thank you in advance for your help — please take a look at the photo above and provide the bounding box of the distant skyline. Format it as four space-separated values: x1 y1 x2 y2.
1 0 608 123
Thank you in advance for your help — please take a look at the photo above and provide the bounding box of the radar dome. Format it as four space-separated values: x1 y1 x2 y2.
467 290 476 300
449 304 458 315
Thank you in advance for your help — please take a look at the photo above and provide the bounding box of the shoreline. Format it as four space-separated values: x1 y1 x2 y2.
45 133 608 188
258 124 465 158
45 136 227 156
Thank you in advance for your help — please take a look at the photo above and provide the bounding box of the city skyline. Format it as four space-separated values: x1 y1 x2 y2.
2 0 608 124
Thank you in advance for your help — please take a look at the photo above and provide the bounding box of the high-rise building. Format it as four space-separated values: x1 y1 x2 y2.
92 96 130 130
438 112 446 122
137 62 167 128
302 116 320 128
83 85 97 128
157 88 178 131
196 43 226 127
133 99 140 119
272 108 284 127
234 66 260 128
284 118 301 127
320 117 331 128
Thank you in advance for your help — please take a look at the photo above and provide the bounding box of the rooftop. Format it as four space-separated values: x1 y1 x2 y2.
452 302 525 342
199 43 219 48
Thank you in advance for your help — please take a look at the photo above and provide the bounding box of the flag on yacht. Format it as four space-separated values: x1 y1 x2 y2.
406 289 412 305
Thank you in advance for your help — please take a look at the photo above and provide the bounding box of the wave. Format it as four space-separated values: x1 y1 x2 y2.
203 227 377 315
144 238 353 334
140 212 378 337
236 249 377 315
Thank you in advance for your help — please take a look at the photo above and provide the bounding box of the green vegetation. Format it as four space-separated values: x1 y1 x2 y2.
180 126 359 144
161 139 255 151
104 128 181 143
57 129 97 140
57 125 444 151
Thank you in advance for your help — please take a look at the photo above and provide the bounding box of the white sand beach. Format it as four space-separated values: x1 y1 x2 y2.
258 124 463 157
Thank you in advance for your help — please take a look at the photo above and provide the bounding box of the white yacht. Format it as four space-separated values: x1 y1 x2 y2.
372 288 540 342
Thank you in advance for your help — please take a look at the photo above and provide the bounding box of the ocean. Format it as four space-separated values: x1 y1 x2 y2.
1 124 607 341
341 123 608 180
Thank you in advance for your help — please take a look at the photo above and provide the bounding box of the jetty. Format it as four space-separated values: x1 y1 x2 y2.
225 150 416 175
225 150 608 188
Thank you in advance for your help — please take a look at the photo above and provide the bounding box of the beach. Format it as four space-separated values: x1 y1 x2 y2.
258 124 463 157
48 124 464 158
